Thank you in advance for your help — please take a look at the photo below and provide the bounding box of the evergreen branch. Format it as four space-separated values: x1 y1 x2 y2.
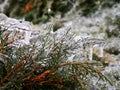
0 55 28 83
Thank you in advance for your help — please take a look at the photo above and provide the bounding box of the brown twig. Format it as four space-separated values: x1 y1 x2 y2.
30 70 51 82
0 56 27 83
27 64 40 80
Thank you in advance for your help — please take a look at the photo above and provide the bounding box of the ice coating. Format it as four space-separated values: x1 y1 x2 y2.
0 13 32 46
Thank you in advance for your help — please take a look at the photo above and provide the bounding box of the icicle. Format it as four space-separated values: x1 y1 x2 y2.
98 42 105 57
24 30 31 44
89 45 93 61
83 37 94 61
99 46 104 57
88 44 93 61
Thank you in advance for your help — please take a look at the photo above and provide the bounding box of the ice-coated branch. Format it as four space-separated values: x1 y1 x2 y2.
0 13 106 61
0 13 32 46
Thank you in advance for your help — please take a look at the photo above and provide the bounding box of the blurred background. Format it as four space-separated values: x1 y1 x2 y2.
1 0 120 24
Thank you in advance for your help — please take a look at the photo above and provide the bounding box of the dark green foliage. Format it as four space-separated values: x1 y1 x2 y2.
0 61 7 80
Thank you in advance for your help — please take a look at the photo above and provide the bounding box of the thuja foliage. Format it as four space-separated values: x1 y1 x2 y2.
0 29 112 90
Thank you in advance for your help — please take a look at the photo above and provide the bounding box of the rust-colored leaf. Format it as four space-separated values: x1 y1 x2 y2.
23 1 33 13
31 70 51 82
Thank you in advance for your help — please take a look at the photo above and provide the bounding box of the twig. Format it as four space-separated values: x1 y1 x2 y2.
0 56 27 83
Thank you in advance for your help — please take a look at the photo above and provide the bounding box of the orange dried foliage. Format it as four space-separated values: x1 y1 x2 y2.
31 70 51 82
27 64 40 80
23 1 33 13
0 45 3 53
39 77 63 86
